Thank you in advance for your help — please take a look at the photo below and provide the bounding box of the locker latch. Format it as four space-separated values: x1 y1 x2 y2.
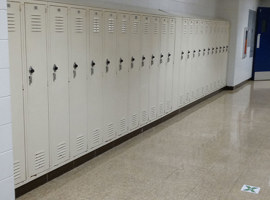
193 50 196 58
212 48 215 55
106 59 110 73
223 46 226 53
203 49 206 56
142 56 146 67
208 48 210 55
167 53 171 62
131 57 135 68
215 47 218 54
181 52 184 60
73 62 78 78
187 51 190 59
151 55 155 65
53 64 58 81
198 50 201 57
160 54 164 64
219 47 222 53
119 58 123 71
29 66 35 85
226 46 229 52
91 61 95 75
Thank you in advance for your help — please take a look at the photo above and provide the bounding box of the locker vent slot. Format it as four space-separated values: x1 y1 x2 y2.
108 18 115 33
131 114 138 128
143 22 149 34
132 21 139 34
76 135 85 152
55 16 65 33
153 23 159 34
92 129 101 146
107 123 114 140
14 161 21 180
31 14 42 32
162 23 167 34
142 111 147 123
34 151 46 170
93 17 100 33
75 17 84 33
169 22 175 34
121 20 127 33
120 118 126 133
150 107 156 119
57 142 67 161
7 13 16 32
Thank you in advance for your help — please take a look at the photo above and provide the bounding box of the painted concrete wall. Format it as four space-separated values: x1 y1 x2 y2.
0 0 15 199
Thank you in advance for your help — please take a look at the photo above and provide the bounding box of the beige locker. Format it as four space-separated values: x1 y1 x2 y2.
48 5 70 167
148 16 160 122
103 11 117 141
165 18 176 113
88 10 104 148
7 2 26 184
140 15 151 125
172 17 182 110
128 14 141 131
69 8 88 157
116 13 129 136
24 3 49 176
157 17 168 117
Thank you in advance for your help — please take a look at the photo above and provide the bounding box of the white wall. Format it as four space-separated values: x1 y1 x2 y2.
259 0 270 6
217 0 259 86
0 0 15 199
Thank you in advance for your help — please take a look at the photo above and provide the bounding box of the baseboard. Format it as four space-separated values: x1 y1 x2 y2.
15 86 226 198
225 79 251 90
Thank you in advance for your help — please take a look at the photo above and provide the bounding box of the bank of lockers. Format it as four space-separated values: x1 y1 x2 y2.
7 0 230 187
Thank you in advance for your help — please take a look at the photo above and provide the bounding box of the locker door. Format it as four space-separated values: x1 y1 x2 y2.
149 16 160 122
69 8 87 157
173 17 183 110
116 13 129 136
205 21 211 95
24 3 49 176
199 20 207 97
88 10 103 149
140 15 151 125
181 18 190 106
48 5 70 167
128 14 141 131
103 12 117 141
157 17 168 117
7 2 26 184
165 18 176 114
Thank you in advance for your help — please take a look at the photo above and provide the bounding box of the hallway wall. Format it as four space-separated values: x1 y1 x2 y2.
0 0 14 199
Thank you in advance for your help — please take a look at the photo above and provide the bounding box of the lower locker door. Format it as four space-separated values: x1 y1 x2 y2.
116 13 129 136
88 10 103 149
25 3 49 176
8 2 26 184
69 8 88 157
103 12 117 142
48 5 70 167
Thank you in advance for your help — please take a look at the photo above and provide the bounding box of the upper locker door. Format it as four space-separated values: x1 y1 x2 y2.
116 13 130 136
48 5 70 167
103 11 117 142
129 14 141 131
165 18 176 114
173 17 183 110
158 17 168 118
7 2 26 184
24 3 49 176
88 10 103 149
149 16 160 122
140 15 151 126
69 8 87 157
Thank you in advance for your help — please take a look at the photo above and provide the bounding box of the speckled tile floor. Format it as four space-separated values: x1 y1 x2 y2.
18 81 270 200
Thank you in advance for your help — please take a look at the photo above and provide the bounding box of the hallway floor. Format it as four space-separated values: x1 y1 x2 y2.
18 81 270 200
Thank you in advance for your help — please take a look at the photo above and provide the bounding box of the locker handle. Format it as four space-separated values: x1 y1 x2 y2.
53 64 59 72
106 59 110 65
120 58 124 63
168 53 171 57
73 62 79 69
181 52 184 55
91 61 96 67
131 57 135 62
152 55 155 59
160 54 164 58
142 56 146 60
29 66 35 74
